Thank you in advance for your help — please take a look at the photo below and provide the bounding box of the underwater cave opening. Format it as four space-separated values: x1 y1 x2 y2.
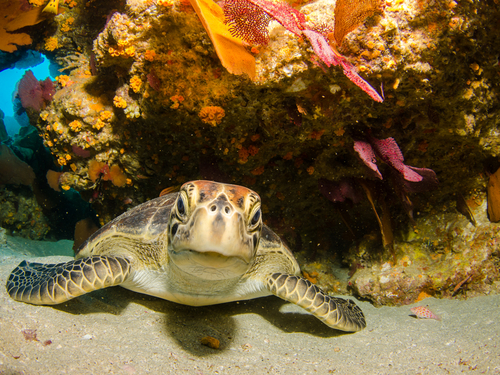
0 50 59 138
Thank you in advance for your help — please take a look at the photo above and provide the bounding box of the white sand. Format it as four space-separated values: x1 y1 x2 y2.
0 234 499 374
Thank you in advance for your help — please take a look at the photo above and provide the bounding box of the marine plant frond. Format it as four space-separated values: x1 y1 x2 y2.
223 0 272 45
334 0 385 47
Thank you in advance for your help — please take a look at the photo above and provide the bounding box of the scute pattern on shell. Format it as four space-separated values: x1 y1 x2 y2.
76 193 177 255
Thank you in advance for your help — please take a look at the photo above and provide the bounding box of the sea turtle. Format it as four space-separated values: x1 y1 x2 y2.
6 180 366 332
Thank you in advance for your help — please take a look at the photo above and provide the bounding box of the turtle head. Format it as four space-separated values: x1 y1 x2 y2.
168 180 262 280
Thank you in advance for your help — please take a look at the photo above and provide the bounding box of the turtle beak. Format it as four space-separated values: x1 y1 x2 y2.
174 196 256 263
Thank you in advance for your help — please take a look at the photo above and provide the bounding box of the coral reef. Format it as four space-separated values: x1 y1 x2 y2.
2 0 500 304
348 196 500 306
0 186 50 240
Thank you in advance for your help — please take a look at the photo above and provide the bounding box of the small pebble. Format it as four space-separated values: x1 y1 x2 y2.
21 329 37 341
200 336 220 349
82 334 93 340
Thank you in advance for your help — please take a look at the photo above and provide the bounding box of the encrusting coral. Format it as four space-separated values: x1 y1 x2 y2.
198 106 225 126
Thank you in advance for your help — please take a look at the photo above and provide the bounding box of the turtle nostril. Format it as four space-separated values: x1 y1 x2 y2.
224 206 230 214
210 205 217 212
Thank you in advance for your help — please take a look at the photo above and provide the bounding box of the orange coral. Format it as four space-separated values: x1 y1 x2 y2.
130 75 142 93
198 106 225 126
46 170 62 191
144 50 156 61
44 37 59 51
125 46 135 57
251 166 265 175
303 271 318 284
57 155 67 166
93 119 105 130
238 147 249 164
0 1 46 52
57 75 72 87
170 95 185 109
88 160 106 182
88 160 127 187
105 165 127 187
247 145 259 156
68 120 82 132
309 129 325 140
113 96 127 108
415 291 432 302
100 111 113 121
61 17 74 32
157 0 175 5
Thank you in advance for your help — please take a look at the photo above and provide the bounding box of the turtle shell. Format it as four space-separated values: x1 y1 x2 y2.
75 193 177 256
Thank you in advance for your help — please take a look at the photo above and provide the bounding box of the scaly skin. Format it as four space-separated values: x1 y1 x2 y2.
266 273 366 332
6 256 131 305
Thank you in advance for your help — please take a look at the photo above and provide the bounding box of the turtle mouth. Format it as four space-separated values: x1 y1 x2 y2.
169 249 250 280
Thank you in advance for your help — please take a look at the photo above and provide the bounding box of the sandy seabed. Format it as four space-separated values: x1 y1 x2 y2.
0 233 499 375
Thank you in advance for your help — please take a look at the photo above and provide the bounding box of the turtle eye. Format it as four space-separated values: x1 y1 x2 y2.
177 195 186 217
250 208 261 228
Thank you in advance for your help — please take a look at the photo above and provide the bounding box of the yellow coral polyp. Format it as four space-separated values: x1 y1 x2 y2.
113 96 127 109
68 120 82 132
125 46 135 57
108 47 121 57
198 106 225 127
157 0 175 6
57 156 67 166
45 37 59 51
29 0 44 5
57 75 72 87
170 95 184 109
144 50 156 62
61 17 75 32
100 111 113 121
130 75 142 93
93 119 105 130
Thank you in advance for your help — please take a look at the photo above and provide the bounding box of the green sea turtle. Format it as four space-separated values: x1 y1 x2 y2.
6 180 366 332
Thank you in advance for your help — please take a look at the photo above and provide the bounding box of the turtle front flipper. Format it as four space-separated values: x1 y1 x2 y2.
266 273 366 332
6 256 131 305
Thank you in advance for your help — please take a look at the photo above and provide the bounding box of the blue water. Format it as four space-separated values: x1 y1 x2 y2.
0 52 55 136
